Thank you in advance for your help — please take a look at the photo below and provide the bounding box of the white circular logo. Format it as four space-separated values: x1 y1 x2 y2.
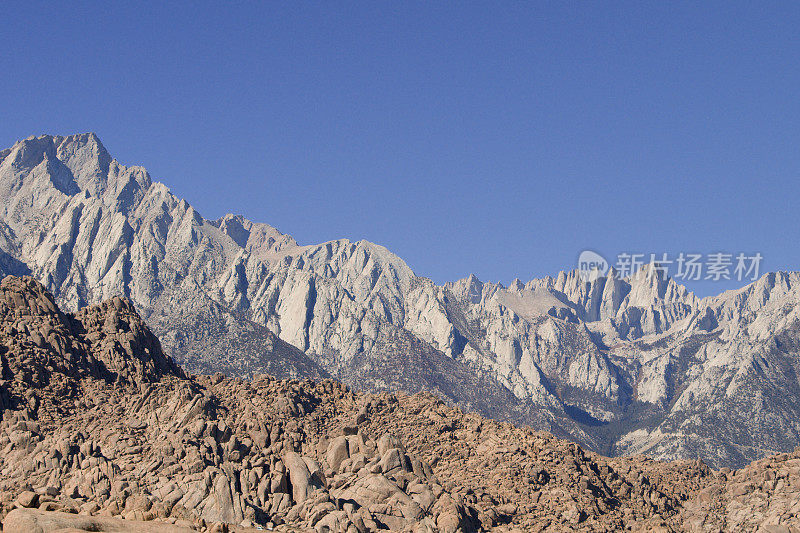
577 250 609 282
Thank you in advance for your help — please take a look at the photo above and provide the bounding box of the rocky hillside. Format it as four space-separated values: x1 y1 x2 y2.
2 133 800 468
2 276 800 532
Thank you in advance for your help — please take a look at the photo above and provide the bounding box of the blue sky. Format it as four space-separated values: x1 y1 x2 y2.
2 2 798 296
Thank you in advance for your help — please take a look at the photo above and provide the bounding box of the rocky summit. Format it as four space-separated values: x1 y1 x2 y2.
1 276 800 532
2 133 800 472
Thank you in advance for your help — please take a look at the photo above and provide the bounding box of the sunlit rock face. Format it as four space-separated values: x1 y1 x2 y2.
2 133 800 468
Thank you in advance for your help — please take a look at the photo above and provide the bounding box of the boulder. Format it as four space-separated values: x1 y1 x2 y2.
2 508 195 532
284 452 322 505
326 436 350 472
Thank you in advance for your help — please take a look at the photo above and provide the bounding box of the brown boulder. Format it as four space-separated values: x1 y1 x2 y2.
2 508 195 532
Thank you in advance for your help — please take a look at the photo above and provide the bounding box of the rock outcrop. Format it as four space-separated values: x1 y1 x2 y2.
0 275 183 391
1 277 799 532
3 508 197 533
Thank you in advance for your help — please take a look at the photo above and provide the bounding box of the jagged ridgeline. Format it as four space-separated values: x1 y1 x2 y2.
2 134 800 469
1 276 799 532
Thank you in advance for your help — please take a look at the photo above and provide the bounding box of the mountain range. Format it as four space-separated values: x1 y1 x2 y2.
7 274 796 532
2 133 799 468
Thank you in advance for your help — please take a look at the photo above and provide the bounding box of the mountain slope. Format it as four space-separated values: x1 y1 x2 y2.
3 276 800 532
2 133 800 467
0 134 578 438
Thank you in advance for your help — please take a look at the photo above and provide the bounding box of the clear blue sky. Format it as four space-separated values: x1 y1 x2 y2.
2 2 799 296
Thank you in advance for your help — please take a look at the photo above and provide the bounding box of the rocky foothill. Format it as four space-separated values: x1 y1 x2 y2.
7 133 800 470
0 275 798 532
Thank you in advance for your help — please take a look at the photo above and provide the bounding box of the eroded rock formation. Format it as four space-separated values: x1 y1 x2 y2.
0 277 799 531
